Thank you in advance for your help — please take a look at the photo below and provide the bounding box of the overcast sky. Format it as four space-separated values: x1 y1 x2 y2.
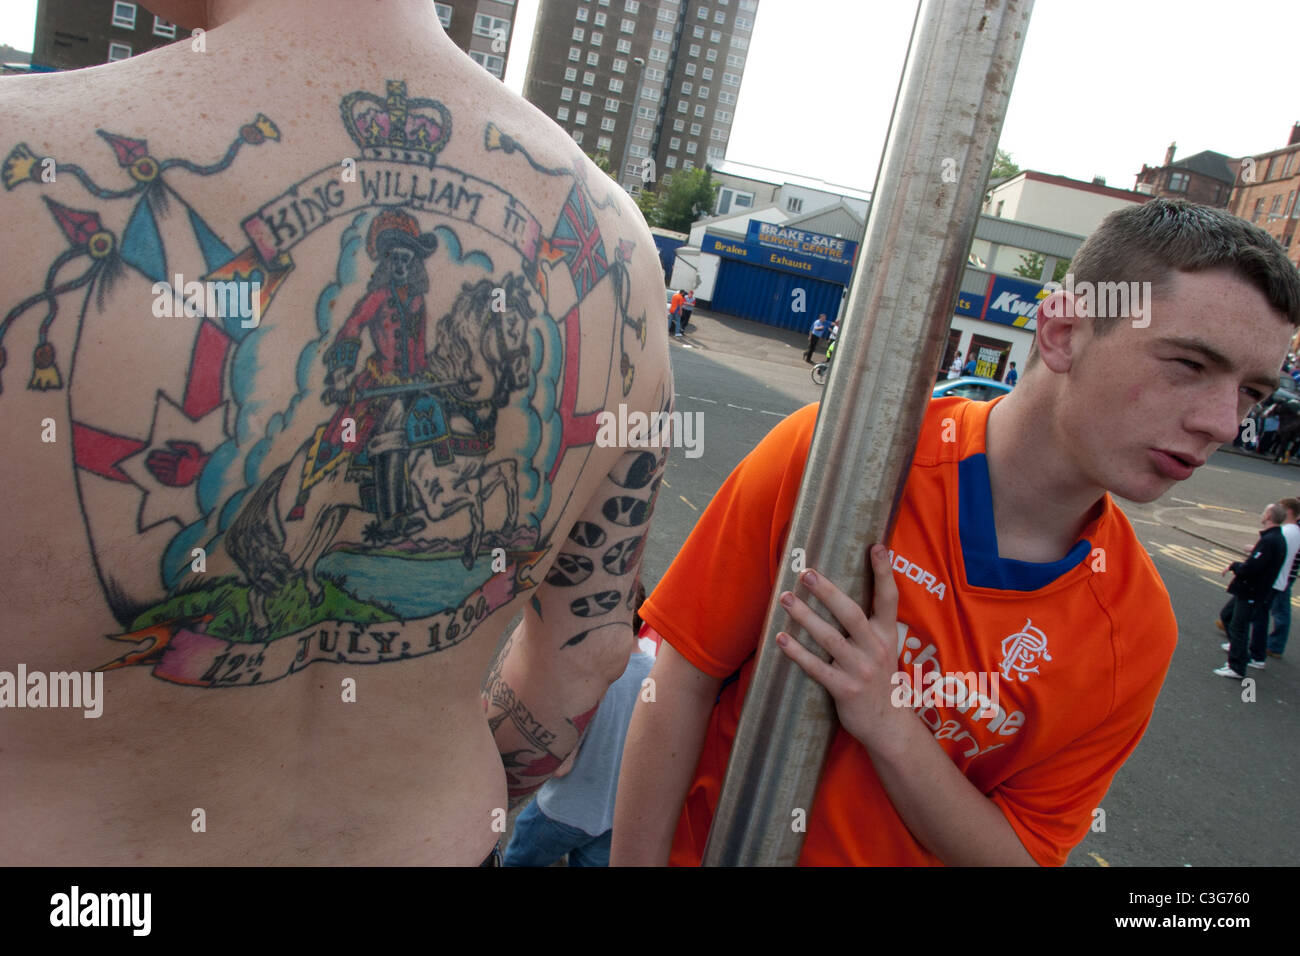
4 0 1295 192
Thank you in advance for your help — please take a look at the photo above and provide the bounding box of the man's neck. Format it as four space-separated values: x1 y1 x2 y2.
983 381 1106 564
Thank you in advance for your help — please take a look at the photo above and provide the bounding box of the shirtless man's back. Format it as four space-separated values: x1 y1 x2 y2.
0 0 670 865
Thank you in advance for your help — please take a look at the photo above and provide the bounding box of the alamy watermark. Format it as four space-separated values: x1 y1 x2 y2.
595 404 703 459
151 274 262 328
1039 273 1152 329
0 665 103 718
890 666 1000 717
50 886 150 935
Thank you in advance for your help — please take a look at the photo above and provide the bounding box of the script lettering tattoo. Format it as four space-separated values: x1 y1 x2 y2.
483 637 594 803
2 80 653 687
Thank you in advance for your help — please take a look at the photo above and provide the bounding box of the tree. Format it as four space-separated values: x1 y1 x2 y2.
585 151 617 182
989 148 1020 183
1013 252 1070 283
640 167 718 233
634 185 659 227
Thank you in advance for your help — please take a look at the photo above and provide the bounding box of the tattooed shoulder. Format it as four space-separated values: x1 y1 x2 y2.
1 79 663 689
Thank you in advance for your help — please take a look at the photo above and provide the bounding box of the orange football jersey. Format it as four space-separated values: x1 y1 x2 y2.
641 397 1177 866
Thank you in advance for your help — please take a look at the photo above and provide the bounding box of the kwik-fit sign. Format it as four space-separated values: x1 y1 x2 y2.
955 274 1048 330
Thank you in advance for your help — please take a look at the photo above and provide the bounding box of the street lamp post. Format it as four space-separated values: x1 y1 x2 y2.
617 56 646 192
700 0 1035 867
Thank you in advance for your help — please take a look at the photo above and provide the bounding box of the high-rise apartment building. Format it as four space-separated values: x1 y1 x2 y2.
524 0 759 191
435 0 521 81
30 1 521 78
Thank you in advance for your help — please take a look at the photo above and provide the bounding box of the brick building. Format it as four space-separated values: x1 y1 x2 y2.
1135 141 1235 207
32 1 180 71
1229 123 1300 267
524 0 759 191
435 0 520 81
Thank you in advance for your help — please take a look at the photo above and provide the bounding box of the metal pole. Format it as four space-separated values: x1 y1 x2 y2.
701 0 1034 867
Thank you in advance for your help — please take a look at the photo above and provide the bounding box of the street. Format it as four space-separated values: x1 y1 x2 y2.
643 308 1299 867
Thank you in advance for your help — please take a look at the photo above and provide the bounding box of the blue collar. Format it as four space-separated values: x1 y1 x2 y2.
958 453 1092 591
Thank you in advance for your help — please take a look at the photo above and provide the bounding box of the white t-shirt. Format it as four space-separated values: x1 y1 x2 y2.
1274 522 1300 590
534 648 656 836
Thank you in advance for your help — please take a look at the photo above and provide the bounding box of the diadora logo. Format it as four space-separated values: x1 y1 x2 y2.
888 549 946 601
999 618 1051 682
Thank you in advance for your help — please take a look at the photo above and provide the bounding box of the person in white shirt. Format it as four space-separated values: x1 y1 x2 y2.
1267 496 1300 658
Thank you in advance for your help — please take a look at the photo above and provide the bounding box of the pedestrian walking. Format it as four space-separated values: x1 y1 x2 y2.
1266 496 1300 657
804 313 828 363
669 289 685 338
1259 404 1281 456
1005 361 1018 386
947 352 962 380
1216 502 1288 678
681 289 696 332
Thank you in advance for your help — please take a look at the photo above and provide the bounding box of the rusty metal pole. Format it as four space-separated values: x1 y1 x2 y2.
701 0 1034 866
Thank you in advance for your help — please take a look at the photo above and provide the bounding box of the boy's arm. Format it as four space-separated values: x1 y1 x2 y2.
483 447 666 808
610 636 722 865
776 551 1038 866
863 714 1038 865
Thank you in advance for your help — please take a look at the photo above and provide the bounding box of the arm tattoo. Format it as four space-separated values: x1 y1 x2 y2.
544 552 595 587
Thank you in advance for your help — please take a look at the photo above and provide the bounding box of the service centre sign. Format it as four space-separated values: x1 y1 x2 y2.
699 220 859 285
747 221 858 284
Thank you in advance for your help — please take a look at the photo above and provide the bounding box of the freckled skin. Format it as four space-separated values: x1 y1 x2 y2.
0 0 669 866
1058 269 1292 504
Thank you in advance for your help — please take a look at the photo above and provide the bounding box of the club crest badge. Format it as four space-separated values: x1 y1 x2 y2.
999 618 1051 682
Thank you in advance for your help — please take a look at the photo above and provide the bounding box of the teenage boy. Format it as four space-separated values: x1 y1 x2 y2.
612 200 1300 866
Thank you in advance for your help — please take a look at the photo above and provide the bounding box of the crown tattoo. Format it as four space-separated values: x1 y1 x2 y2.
340 80 452 169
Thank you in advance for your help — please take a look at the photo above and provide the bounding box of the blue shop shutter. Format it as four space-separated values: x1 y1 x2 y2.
710 259 844 331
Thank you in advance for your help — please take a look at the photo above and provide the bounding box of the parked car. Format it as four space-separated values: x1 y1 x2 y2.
932 376 1012 402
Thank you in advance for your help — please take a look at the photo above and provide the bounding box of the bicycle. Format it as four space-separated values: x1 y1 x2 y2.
811 339 836 386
